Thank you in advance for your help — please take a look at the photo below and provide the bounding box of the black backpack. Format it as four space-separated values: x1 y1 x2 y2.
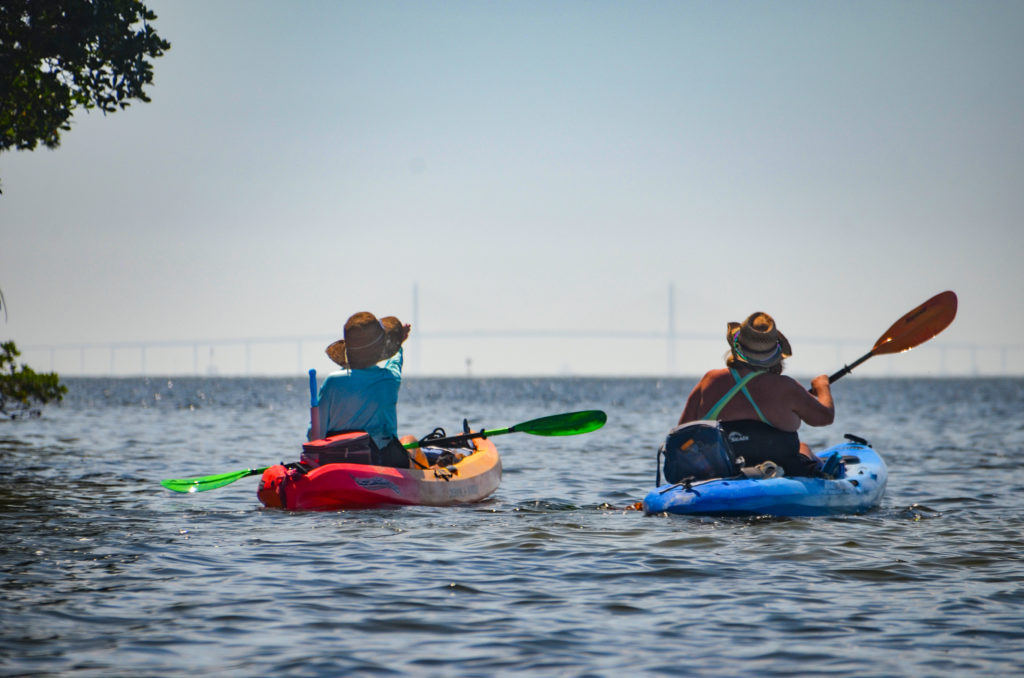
658 420 741 485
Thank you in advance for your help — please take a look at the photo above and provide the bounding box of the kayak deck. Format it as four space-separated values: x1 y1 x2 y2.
258 437 501 510
642 440 887 517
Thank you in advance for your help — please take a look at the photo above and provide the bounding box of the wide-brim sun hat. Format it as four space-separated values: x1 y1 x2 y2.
326 312 404 369
727 312 792 368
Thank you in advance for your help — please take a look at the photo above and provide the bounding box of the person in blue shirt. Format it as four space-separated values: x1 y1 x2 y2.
312 311 414 468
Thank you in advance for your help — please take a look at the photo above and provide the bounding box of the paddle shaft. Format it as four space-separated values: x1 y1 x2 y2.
404 426 513 449
308 369 320 440
404 410 606 449
828 352 873 384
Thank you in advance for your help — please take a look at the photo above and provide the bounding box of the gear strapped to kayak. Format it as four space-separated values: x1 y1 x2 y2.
658 421 741 485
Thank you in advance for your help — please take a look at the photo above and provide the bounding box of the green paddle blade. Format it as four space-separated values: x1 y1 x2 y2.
511 410 607 436
160 467 268 493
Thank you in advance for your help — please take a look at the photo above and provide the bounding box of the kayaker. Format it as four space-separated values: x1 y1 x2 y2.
677 312 835 477
312 311 416 468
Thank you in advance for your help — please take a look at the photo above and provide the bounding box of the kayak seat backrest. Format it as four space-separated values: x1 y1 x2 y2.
661 420 740 485
301 431 373 467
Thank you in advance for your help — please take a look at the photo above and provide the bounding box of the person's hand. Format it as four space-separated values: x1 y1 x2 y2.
810 374 830 394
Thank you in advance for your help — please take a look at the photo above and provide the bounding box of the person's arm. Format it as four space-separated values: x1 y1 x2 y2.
383 347 404 379
678 376 707 425
791 374 834 427
382 324 411 379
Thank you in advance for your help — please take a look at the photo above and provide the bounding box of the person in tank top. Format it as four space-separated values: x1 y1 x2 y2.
677 312 834 477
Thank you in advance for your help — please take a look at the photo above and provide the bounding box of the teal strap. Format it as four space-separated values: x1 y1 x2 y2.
730 367 769 424
704 370 762 420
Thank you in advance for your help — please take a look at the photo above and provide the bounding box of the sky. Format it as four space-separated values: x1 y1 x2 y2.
1 0 1022 378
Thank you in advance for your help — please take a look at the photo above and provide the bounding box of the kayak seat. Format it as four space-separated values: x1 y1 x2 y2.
302 431 373 467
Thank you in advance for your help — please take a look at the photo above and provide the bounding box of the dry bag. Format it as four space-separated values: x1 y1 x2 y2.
660 420 740 484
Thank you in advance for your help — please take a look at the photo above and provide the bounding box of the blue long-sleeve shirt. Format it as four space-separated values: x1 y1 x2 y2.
310 348 403 447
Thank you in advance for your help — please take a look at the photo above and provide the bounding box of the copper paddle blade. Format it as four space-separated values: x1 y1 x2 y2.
872 290 958 356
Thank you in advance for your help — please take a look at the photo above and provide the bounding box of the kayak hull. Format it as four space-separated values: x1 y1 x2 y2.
642 440 887 517
258 437 501 511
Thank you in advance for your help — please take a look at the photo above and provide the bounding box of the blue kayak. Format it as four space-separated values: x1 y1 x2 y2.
642 438 887 517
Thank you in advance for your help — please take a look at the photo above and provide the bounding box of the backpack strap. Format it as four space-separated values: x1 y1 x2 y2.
729 367 769 424
703 370 763 420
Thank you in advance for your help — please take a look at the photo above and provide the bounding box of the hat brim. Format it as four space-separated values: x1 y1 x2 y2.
326 316 404 368
778 332 792 358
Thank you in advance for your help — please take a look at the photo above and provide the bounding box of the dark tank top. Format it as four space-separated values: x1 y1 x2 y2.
720 420 821 477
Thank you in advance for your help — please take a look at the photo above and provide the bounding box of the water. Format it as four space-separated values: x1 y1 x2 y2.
2 376 1023 677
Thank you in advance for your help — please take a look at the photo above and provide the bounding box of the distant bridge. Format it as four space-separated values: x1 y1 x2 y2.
17 284 1023 377
19 330 1023 377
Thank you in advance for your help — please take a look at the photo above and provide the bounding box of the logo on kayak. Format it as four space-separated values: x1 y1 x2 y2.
352 475 402 494
727 431 749 443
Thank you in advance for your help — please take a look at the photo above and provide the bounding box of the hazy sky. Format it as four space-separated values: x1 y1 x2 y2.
2 0 1022 377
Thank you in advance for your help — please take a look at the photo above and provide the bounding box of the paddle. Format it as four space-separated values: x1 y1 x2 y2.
826 290 958 384
160 409 608 493
161 466 272 493
406 409 608 448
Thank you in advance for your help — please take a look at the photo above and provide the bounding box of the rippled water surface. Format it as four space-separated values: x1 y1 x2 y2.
2 377 1024 676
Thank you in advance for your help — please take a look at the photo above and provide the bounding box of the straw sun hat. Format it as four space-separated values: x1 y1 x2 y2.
326 312 405 369
727 312 792 368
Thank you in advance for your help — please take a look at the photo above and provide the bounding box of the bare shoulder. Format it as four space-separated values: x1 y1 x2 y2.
756 372 807 396
701 368 730 384
778 373 807 390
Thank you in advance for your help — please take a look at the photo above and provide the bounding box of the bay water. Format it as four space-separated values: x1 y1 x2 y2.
2 377 1023 676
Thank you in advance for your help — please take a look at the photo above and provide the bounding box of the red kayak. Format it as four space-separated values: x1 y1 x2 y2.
257 437 501 510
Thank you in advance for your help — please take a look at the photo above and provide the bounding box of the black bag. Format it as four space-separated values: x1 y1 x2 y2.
301 431 373 467
659 420 740 485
